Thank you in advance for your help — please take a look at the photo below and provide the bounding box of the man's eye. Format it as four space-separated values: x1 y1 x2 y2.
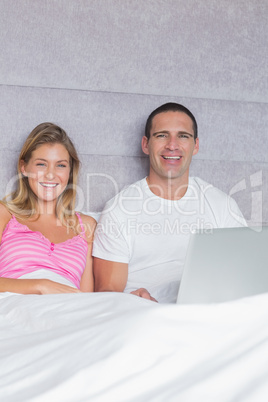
156 134 166 138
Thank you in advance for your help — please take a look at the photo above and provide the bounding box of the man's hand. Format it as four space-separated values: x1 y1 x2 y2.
130 288 158 302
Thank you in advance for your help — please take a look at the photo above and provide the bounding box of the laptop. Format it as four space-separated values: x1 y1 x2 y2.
177 226 268 304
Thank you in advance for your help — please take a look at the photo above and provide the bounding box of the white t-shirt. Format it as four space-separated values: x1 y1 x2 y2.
93 177 246 303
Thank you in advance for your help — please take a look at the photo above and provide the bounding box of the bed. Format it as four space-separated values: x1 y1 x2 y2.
1 291 268 401
1 1 267 400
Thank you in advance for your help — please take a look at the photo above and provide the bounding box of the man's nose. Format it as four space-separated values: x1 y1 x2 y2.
166 136 179 150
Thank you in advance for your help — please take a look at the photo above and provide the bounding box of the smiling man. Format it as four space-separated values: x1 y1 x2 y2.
93 103 246 303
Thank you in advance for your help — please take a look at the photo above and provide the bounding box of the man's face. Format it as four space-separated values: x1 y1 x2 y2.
142 111 199 183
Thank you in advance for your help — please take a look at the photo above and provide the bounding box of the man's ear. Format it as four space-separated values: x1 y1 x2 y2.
141 136 150 155
20 160 27 177
193 137 199 156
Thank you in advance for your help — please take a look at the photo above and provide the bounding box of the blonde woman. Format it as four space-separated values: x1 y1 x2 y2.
0 123 96 294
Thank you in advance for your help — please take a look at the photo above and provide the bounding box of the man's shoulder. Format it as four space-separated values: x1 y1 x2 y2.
190 176 231 201
189 177 246 227
99 178 147 219
104 178 147 206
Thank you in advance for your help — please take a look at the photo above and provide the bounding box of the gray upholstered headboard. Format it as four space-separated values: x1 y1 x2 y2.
1 1 267 225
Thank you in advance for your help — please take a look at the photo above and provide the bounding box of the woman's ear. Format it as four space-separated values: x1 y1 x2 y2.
20 160 27 177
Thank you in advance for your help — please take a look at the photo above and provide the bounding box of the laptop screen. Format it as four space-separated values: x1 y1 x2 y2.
177 226 268 304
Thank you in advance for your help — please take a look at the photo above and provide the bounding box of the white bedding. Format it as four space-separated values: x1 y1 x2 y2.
0 291 268 402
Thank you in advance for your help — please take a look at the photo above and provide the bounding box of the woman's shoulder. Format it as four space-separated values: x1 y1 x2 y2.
77 212 97 241
0 202 12 239
0 202 12 219
77 212 97 225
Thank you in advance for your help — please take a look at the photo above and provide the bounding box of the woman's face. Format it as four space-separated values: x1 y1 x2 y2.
21 143 71 206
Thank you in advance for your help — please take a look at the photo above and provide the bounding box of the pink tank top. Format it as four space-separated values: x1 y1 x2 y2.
0 213 88 289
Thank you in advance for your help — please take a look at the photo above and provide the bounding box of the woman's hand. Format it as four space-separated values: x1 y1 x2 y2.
36 279 81 294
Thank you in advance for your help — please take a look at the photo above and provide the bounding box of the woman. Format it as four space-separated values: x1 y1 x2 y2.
0 122 96 294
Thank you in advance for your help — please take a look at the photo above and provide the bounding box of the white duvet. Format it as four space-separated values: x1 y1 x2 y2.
0 291 268 402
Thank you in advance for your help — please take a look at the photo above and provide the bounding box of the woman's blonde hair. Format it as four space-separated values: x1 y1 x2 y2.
2 122 80 226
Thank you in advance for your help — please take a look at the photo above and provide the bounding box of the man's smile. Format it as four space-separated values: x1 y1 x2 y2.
162 156 181 160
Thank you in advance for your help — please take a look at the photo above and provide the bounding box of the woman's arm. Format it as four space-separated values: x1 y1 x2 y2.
79 214 96 292
0 277 81 294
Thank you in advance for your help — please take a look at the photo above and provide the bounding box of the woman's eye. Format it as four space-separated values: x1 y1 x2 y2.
57 164 67 168
36 163 45 166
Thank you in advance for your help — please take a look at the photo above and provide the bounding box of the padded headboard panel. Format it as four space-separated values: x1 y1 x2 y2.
0 1 267 225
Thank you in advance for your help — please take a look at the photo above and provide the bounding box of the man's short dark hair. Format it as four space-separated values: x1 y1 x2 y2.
145 102 198 140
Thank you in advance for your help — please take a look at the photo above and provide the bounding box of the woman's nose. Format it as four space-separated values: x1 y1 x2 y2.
45 170 55 180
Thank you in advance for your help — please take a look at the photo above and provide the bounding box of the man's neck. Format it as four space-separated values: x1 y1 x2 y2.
146 174 189 200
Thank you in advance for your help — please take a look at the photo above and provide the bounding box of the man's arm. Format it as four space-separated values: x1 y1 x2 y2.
93 257 157 301
93 258 128 292
93 200 157 301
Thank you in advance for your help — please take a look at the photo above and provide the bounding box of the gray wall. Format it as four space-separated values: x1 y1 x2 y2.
0 0 267 225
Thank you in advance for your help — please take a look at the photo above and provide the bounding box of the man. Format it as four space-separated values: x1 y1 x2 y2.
93 103 246 303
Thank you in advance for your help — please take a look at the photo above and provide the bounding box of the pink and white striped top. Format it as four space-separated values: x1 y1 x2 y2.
0 213 88 289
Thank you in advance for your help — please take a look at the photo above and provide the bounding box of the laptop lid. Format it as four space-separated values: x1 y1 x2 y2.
177 226 268 304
